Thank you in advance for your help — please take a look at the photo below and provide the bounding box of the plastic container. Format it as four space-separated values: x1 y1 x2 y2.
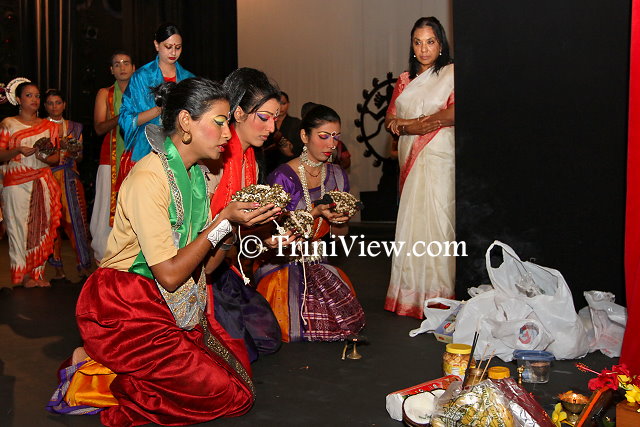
488 366 511 380
442 343 472 378
513 350 554 383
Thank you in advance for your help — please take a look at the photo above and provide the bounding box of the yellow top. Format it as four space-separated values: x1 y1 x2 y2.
445 343 472 355
488 366 511 379
101 153 177 270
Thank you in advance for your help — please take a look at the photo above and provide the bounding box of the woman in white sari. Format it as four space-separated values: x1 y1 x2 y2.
384 17 455 318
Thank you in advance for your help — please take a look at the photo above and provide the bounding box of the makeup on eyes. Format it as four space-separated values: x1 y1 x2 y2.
317 131 342 142
255 111 279 122
213 114 230 127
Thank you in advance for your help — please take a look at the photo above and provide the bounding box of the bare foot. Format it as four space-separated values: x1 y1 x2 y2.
23 278 39 288
36 279 51 288
72 347 89 365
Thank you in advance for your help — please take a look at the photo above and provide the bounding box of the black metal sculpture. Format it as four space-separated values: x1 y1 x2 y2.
354 72 400 221
354 72 396 167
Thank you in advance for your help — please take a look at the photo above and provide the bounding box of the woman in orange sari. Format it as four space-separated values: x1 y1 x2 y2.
0 78 61 288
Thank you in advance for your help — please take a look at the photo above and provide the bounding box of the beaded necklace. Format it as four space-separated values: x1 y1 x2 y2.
298 161 325 212
300 149 323 167
296 160 326 327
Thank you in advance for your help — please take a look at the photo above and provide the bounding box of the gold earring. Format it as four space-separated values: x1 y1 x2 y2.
182 131 192 144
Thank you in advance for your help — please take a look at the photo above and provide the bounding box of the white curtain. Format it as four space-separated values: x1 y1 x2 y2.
238 0 453 219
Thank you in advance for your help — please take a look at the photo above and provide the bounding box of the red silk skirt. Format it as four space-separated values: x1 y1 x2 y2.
76 268 254 426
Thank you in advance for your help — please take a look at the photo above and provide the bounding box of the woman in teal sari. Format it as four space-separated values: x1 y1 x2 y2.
118 23 195 178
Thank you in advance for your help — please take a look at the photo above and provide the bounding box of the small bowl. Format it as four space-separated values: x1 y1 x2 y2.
561 400 587 415
558 390 589 416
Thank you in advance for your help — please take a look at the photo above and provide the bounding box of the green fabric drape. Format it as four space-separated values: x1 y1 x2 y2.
129 137 209 279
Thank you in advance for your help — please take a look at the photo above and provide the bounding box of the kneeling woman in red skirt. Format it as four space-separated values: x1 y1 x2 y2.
47 77 281 426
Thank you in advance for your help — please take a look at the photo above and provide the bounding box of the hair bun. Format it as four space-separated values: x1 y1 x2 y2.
152 81 177 108
300 101 319 120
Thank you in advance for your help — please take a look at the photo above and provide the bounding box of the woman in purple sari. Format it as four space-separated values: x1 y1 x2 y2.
44 89 92 279
255 103 365 342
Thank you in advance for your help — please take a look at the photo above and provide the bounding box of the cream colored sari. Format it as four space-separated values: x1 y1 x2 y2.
385 64 456 318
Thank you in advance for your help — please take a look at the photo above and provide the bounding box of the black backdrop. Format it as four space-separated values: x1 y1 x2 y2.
0 0 238 206
72 0 237 124
453 1 631 308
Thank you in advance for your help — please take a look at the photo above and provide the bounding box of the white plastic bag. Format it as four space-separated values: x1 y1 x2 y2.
453 290 553 361
582 291 627 357
467 284 493 297
453 241 588 361
409 298 461 337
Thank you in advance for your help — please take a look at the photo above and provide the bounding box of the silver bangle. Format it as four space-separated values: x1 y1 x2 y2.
206 219 232 248
219 232 237 251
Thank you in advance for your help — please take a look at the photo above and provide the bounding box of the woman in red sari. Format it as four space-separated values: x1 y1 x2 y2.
47 78 280 426
204 68 285 362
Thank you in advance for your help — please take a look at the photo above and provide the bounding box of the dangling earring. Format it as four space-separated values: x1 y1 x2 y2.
182 130 192 144
413 54 416 58
439 50 442 56
302 145 307 152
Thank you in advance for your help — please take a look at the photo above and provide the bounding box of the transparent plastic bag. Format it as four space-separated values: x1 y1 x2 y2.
492 378 555 427
581 290 627 357
431 380 515 427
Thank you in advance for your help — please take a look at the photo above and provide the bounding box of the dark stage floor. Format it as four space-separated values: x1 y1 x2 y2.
0 223 619 426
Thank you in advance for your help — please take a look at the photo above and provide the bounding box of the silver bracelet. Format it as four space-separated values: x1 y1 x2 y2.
219 232 238 251
206 219 232 248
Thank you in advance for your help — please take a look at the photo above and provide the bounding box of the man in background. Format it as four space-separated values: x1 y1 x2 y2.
90 51 134 263
263 91 303 175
